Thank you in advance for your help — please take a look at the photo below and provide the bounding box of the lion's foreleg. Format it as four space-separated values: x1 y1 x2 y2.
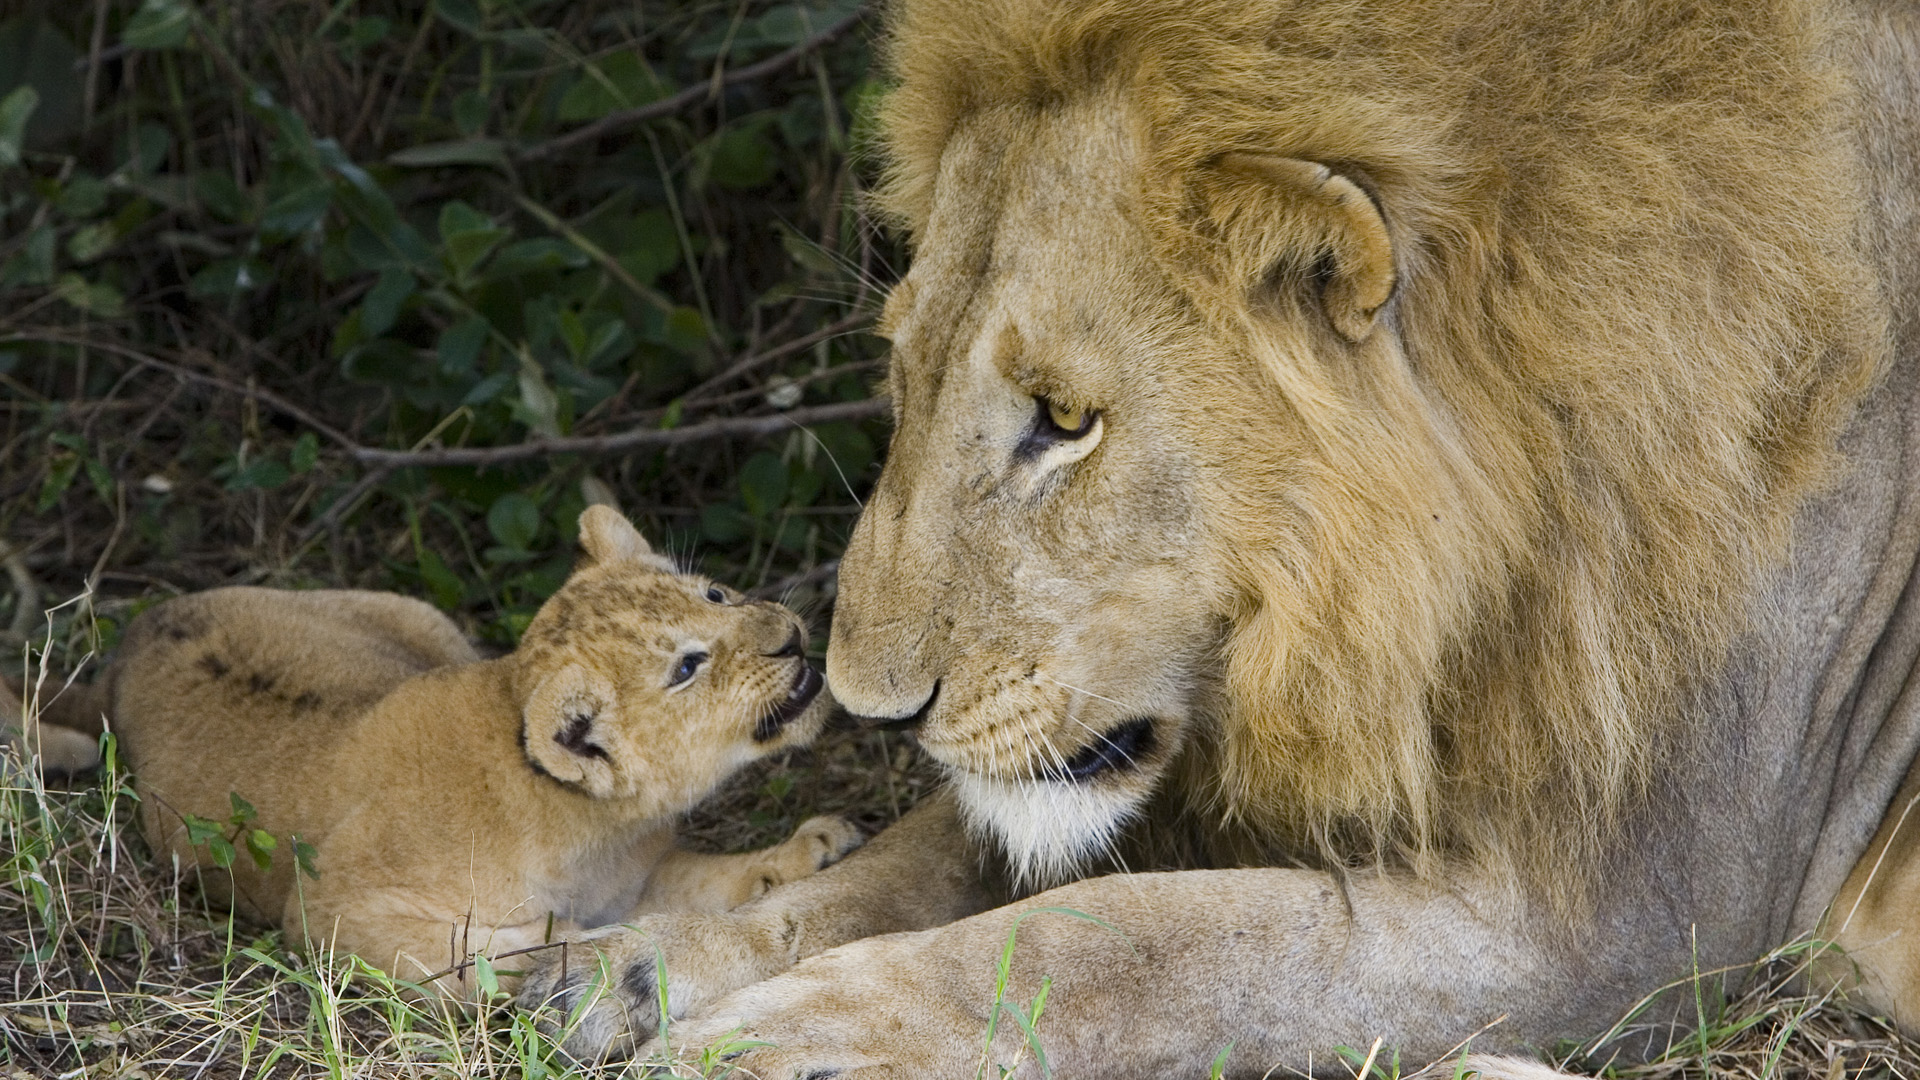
658 866 1615 1079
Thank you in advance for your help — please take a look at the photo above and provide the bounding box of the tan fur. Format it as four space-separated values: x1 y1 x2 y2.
841 0 1884 891
1825 751 1920 1025
515 2 1920 1067
56 507 858 1000
2 677 103 777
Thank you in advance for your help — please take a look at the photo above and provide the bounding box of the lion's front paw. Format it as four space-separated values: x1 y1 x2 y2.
517 924 647 1060
518 910 794 1061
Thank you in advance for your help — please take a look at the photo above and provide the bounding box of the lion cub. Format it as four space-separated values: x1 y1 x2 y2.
56 507 859 999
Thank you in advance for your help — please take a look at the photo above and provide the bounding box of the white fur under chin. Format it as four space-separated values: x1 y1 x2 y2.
951 771 1143 892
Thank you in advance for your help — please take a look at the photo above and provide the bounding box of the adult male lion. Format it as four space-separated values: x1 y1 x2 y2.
525 0 1920 1073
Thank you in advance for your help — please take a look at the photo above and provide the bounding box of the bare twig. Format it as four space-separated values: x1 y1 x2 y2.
351 398 888 468
516 7 867 162
750 558 840 600
678 311 875 405
0 331 360 453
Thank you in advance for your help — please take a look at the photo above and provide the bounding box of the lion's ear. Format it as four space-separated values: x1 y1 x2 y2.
1208 153 1396 343
577 505 654 565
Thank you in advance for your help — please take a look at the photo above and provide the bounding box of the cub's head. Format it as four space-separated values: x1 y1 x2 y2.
515 506 828 813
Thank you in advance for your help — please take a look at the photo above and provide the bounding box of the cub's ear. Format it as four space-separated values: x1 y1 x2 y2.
577 505 656 565
521 662 624 797
1204 153 1396 343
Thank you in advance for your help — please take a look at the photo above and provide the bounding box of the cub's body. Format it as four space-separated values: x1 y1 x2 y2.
65 509 856 998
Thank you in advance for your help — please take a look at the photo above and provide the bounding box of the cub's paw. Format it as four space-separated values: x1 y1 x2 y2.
751 815 864 896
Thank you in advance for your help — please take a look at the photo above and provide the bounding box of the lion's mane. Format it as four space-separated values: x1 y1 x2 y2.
873 0 1887 890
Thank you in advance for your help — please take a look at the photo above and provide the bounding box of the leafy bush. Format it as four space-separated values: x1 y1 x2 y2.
0 0 892 651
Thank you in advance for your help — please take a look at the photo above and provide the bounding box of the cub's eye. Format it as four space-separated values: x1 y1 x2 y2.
705 586 726 603
668 651 709 687
1038 397 1099 439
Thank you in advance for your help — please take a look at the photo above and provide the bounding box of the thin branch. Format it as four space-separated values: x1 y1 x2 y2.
750 558 840 600
352 398 888 467
5 329 887 488
678 311 875 405
516 7 867 162
0 331 361 453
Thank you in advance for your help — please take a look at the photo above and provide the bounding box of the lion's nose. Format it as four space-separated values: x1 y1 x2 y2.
841 680 939 732
767 626 805 659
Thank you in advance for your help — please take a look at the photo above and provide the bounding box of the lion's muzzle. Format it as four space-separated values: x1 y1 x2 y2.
1044 716 1156 783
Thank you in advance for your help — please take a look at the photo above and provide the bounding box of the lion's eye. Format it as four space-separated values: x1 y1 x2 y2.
1041 398 1097 438
705 586 726 603
668 651 709 687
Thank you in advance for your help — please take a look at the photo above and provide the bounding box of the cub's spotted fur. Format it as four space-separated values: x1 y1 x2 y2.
44 507 858 999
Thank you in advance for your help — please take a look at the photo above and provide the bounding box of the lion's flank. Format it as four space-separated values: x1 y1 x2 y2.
876 0 1887 897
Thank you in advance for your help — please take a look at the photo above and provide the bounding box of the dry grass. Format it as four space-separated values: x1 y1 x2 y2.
2 623 1916 1080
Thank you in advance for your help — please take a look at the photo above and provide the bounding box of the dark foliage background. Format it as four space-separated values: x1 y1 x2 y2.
0 0 895 663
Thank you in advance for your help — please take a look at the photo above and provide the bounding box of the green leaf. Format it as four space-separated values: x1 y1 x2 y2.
490 237 587 276
555 52 668 122
473 952 499 999
437 199 492 239
432 0 482 35
460 370 513 406
663 306 707 355
416 546 464 609
208 835 237 869
707 125 777 191
0 84 37 169
183 814 221 847
739 452 789 518
129 122 171 173
387 138 509 169
487 492 541 552
83 456 113 505
122 0 194 50
245 829 277 871
452 90 490 136
358 268 413 337
437 315 489 375
229 792 257 821
58 174 110 218
65 222 116 263
192 170 247 221
293 837 320 880
1 224 55 286
1209 1041 1236 1080
54 274 125 318
187 258 269 298
226 457 290 491
438 200 508 282
0 20 82 147
290 432 319 473
260 181 331 237
514 352 562 437
613 208 682 286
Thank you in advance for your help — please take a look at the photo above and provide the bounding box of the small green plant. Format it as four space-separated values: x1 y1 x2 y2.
976 905 1130 1080
180 789 316 877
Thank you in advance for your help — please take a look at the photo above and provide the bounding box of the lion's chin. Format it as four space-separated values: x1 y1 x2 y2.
950 770 1146 893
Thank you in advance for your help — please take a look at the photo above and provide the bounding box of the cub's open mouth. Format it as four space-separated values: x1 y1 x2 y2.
755 663 824 741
